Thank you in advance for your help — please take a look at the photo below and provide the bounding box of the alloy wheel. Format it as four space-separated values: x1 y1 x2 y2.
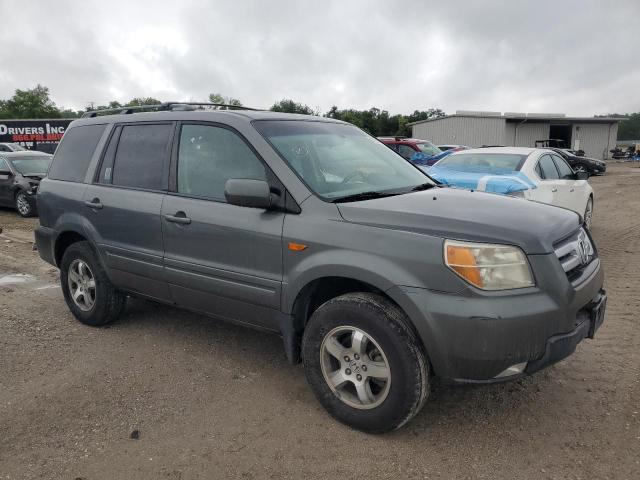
16 193 30 216
67 259 97 311
320 326 391 409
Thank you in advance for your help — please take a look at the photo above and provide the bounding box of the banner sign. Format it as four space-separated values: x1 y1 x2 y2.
0 119 73 153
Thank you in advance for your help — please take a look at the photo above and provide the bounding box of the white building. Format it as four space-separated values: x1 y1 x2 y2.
409 111 620 159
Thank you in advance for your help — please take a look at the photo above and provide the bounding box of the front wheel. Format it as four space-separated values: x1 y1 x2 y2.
584 197 594 229
302 293 429 433
15 191 35 217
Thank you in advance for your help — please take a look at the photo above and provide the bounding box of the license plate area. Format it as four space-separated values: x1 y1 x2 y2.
587 293 607 339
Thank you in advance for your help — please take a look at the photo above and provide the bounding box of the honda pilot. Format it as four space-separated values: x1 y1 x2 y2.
35 104 606 433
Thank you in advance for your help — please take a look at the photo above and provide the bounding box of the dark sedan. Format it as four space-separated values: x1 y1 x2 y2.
0 151 52 217
548 148 606 176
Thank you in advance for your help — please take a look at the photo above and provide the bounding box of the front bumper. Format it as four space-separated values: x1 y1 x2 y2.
592 163 606 174
388 253 605 383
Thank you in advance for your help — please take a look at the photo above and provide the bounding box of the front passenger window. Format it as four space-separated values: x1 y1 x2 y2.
177 124 266 201
552 155 575 179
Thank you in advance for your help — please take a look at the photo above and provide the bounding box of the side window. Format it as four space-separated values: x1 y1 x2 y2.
47 124 107 182
552 155 574 179
0 158 9 172
111 123 172 190
397 144 416 160
538 155 560 180
177 124 266 201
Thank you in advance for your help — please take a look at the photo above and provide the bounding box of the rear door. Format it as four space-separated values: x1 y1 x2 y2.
83 122 174 299
161 122 284 330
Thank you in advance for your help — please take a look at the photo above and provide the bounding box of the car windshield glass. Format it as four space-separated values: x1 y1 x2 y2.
8 156 52 174
7 143 27 151
416 142 442 156
435 153 526 173
253 120 433 200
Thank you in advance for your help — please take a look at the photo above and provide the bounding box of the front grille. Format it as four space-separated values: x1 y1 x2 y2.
554 228 595 281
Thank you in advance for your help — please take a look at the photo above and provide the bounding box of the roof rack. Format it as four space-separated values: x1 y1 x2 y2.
81 102 261 118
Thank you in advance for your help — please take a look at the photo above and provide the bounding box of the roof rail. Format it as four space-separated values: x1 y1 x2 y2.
81 102 261 118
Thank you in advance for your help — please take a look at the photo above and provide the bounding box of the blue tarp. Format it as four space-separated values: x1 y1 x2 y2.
423 165 537 195
409 149 453 166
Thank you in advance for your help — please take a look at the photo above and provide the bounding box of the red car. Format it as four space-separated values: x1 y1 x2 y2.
378 137 453 166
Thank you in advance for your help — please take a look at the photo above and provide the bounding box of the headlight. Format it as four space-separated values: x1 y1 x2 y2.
444 240 534 290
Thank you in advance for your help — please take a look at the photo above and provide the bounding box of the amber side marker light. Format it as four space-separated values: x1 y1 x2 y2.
288 242 308 251
445 243 483 288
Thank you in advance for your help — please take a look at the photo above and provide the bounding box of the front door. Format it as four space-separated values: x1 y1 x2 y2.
82 122 174 299
161 122 284 331
550 154 588 215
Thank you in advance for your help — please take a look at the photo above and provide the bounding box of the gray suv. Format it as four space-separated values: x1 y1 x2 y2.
35 104 606 433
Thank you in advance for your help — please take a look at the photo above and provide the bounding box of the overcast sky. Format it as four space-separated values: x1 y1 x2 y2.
0 0 638 116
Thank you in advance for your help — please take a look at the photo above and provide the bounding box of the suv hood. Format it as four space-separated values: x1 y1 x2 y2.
336 187 580 254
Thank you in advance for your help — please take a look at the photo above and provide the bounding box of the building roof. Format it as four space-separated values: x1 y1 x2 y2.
408 111 622 126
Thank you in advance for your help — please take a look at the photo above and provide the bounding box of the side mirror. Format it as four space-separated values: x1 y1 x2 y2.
575 171 589 180
224 179 273 209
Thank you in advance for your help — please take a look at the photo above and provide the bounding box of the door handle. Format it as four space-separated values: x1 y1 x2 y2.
84 198 103 210
551 188 558 193
164 212 191 225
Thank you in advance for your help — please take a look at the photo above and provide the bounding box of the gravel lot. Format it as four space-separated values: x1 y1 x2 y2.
1 163 639 479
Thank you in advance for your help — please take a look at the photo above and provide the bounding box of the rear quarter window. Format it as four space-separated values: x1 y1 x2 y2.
48 124 106 182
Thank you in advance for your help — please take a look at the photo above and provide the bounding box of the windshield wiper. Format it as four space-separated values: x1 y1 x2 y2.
409 182 437 191
330 191 401 203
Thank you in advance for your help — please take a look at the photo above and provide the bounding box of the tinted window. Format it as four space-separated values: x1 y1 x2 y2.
97 126 121 184
111 124 172 190
397 144 416 160
552 155 574 179
538 155 559 180
48 124 106 182
177 124 266 201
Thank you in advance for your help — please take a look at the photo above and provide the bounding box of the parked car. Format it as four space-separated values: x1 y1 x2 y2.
547 147 606 175
437 144 470 152
378 136 452 166
0 151 52 217
0 142 28 152
427 147 595 228
35 106 606 433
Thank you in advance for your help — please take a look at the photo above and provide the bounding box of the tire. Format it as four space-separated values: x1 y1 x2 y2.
15 190 35 217
302 292 429 433
60 241 125 326
584 197 594 230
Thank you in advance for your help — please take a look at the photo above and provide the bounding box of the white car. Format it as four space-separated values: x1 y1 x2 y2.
426 147 594 228
0 142 27 152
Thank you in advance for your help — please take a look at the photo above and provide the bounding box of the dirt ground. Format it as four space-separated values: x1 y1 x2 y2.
1 163 639 480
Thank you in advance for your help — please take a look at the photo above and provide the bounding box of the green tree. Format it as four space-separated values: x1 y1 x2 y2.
126 97 161 107
208 93 243 108
0 84 61 119
617 113 640 140
270 99 318 115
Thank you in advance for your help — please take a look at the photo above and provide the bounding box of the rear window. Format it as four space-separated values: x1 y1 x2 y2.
435 153 526 173
48 124 106 182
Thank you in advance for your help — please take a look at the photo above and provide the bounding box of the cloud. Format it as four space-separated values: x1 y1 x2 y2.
0 0 638 115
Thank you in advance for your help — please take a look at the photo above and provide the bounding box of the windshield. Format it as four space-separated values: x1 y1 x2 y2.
416 141 442 156
6 143 27 151
435 153 526 174
253 121 433 200
8 156 52 174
